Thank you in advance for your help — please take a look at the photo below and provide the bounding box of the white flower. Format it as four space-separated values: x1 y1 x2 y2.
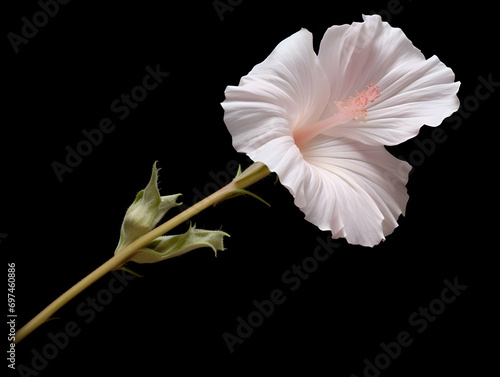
222 15 460 246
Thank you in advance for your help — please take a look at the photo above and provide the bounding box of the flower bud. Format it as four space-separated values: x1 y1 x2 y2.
115 162 182 254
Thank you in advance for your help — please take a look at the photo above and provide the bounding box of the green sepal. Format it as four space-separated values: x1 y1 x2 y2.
228 164 271 207
224 189 271 207
117 265 144 278
130 224 230 264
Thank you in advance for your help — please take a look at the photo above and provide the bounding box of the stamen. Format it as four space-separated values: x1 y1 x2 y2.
336 84 380 123
293 84 381 149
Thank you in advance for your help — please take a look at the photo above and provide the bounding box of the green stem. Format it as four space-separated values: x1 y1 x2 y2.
15 162 270 344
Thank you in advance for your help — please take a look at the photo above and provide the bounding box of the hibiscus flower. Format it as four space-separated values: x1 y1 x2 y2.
222 15 460 247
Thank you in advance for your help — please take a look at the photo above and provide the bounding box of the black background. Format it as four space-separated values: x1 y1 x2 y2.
2 1 497 376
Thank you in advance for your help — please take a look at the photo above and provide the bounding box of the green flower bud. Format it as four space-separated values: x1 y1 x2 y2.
115 162 182 254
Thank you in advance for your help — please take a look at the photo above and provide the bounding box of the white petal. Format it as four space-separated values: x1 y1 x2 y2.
247 132 411 247
222 28 330 155
317 14 460 145
246 136 309 208
300 136 412 246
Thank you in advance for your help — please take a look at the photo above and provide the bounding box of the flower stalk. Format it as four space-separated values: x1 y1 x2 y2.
15 162 271 344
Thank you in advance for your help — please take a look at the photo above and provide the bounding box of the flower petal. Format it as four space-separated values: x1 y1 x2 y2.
247 132 411 246
299 136 412 246
317 14 460 145
222 28 330 154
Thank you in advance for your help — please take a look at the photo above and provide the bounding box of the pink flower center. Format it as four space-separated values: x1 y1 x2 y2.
335 84 381 122
293 84 381 149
